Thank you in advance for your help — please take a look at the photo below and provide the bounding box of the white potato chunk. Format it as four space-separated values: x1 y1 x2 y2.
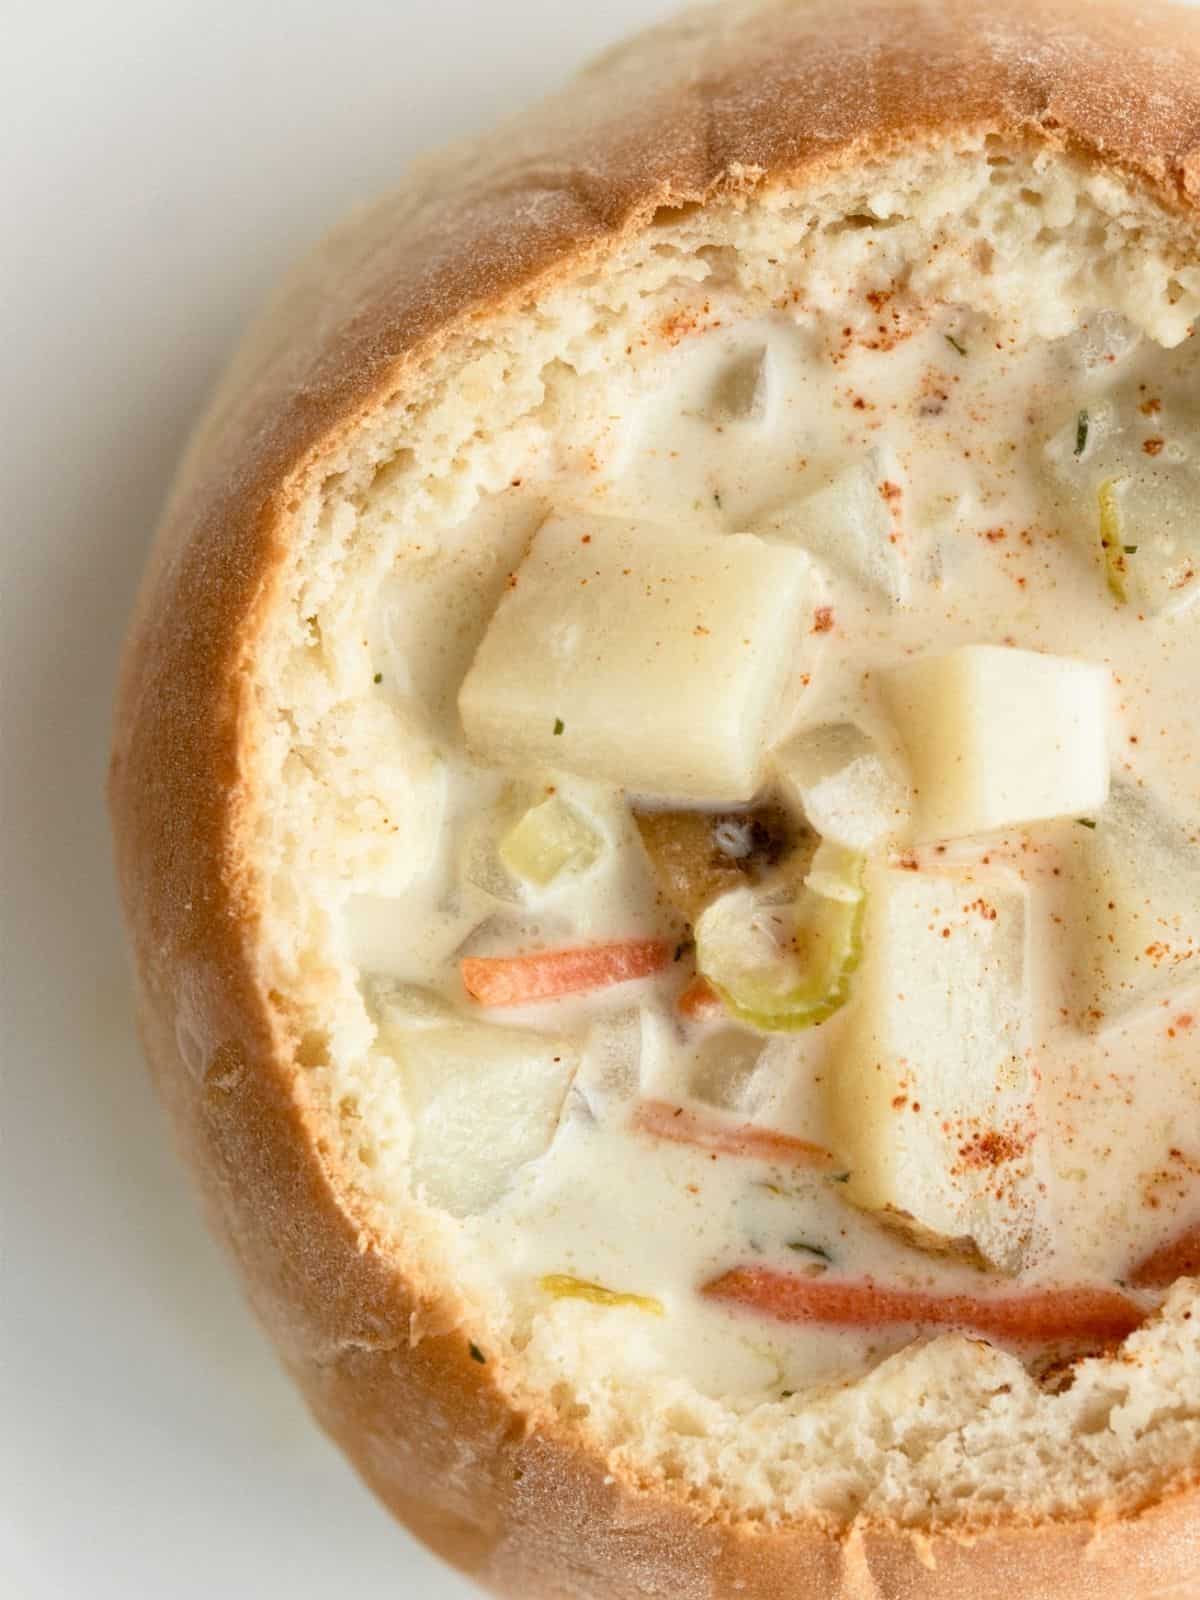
1074 784 1200 1027
752 447 909 606
881 645 1110 843
829 863 1038 1272
459 514 823 803
379 1020 577 1216
773 721 912 851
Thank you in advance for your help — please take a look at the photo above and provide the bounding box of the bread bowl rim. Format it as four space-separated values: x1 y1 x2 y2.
109 1 1200 1592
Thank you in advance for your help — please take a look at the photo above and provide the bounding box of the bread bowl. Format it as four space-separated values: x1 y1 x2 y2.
108 0 1200 1594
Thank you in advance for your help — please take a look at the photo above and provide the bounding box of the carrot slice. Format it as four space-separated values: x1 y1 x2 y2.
461 938 670 1007
632 1100 836 1169
702 1266 1148 1343
1129 1222 1200 1288
677 975 725 1021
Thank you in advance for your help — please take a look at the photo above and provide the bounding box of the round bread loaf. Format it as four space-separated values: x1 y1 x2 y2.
111 2 1200 1595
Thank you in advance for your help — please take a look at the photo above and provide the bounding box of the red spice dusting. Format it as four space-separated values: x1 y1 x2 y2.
812 606 835 634
958 1129 1027 1168
1142 438 1165 456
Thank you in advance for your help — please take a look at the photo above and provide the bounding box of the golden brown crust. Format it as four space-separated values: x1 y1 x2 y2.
110 1 1200 1594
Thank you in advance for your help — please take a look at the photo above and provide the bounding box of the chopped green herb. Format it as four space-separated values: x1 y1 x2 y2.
553 717 565 736
786 1239 833 1262
372 672 383 684
1074 409 1090 458
673 939 693 963
945 334 968 358
713 489 723 508
779 1389 796 1399
1123 545 1139 555
827 1170 853 1184
1075 818 1097 830
468 1342 487 1364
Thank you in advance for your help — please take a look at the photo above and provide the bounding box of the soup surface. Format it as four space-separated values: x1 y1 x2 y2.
354 301 1200 1401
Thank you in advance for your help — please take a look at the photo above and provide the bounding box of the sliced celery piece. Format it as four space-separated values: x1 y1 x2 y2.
695 843 866 1032
1098 478 1129 604
498 794 602 887
539 1275 664 1315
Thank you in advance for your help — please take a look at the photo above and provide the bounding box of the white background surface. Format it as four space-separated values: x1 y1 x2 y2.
1 4 676 1596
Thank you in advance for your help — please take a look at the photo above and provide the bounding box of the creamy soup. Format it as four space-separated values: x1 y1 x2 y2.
352 298 1199 1402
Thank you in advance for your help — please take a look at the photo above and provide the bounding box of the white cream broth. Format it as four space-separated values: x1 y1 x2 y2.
359 302 1199 1398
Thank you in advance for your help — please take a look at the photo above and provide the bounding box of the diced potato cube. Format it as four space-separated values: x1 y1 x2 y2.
881 645 1110 842
774 721 912 851
499 794 602 888
829 863 1038 1272
1074 784 1200 1026
459 514 823 804
753 447 909 606
380 1021 576 1216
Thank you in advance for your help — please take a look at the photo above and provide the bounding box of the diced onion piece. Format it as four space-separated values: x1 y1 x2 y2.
539 1275 664 1315
687 1031 767 1110
499 794 602 888
1066 312 1141 373
1044 399 1200 619
561 1009 645 1130
695 843 865 1032
773 722 912 853
702 345 771 423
